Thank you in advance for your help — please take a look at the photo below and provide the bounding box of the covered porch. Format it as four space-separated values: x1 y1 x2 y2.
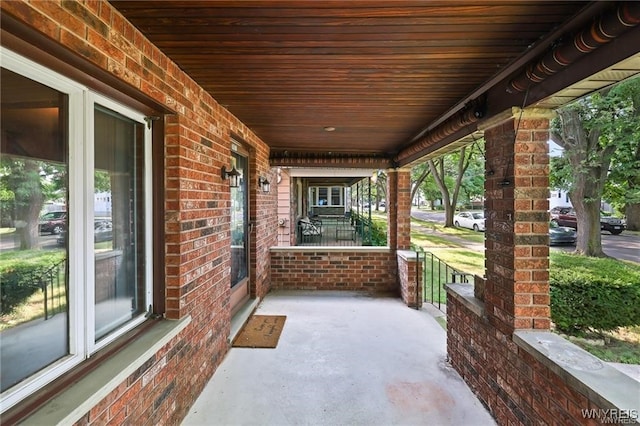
184 291 495 425
1 1 639 424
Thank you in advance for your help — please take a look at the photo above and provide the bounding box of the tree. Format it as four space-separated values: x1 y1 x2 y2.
374 171 387 210
0 157 44 249
410 163 431 206
459 141 485 207
603 78 640 230
550 78 640 255
420 178 442 210
428 144 478 227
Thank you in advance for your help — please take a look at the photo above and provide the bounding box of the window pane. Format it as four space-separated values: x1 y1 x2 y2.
94 106 146 341
0 68 69 392
318 188 328 206
331 187 341 206
310 187 318 207
230 153 248 287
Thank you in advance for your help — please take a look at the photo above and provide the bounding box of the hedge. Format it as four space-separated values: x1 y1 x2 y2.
0 251 65 316
550 253 640 333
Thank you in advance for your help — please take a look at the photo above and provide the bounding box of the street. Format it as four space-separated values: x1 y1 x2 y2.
411 208 639 263
0 232 60 252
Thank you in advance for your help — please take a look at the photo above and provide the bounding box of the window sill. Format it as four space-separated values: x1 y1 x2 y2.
20 316 191 425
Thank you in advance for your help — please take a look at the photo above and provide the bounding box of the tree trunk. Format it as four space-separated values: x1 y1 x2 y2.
411 168 430 204
14 160 44 250
625 202 640 231
428 147 472 227
552 107 616 257
429 159 454 226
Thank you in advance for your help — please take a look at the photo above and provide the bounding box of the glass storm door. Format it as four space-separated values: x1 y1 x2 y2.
230 151 249 313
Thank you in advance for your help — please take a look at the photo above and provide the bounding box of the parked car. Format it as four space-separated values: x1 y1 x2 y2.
39 211 66 234
453 211 485 231
56 219 112 246
550 206 624 235
94 220 113 243
549 221 577 246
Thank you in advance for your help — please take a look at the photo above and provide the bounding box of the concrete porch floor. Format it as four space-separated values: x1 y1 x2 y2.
183 291 496 425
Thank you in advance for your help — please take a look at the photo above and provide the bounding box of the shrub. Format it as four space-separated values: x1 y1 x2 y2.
0 251 65 315
369 220 387 246
550 253 640 333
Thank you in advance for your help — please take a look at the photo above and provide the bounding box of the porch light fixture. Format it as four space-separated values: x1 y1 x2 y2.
221 166 241 188
258 176 271 193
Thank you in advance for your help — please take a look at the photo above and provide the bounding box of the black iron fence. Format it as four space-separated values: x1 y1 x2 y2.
40 258 67 319
413 246 474 312
0 257 67 320
296 213 383 247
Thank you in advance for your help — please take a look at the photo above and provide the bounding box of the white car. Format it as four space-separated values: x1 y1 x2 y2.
453 211 485 232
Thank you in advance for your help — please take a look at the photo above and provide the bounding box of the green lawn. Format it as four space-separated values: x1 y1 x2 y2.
406 212 640 364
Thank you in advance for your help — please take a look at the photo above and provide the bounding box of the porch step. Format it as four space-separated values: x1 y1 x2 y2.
228 298 260 344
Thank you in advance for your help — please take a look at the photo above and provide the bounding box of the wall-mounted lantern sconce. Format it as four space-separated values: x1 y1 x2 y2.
221 166 241 188
258 176 271 193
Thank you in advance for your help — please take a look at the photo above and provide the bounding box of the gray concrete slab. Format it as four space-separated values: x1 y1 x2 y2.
183 291 495 426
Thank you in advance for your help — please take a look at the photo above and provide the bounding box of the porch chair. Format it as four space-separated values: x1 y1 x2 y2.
298 217 323 243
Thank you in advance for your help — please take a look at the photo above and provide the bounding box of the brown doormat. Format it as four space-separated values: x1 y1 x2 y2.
232 315 286 348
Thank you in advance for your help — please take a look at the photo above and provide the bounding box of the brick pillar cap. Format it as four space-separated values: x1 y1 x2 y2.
478 107 556 131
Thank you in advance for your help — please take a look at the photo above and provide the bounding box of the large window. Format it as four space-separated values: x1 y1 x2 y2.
0 49 152 411
309 186 344 207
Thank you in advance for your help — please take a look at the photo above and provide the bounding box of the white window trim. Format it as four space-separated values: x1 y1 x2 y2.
86 93 153 353
310 185 344 207
0 48 153 412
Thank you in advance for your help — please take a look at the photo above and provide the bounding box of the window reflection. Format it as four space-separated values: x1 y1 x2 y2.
230 153 248 287
94 107 146 341
0 68 69 392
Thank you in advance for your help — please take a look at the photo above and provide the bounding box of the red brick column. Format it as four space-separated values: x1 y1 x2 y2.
386 168 411 250
483 108 553 334
387 169 398 250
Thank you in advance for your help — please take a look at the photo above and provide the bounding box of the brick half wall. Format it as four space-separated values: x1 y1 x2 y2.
270 247 398 293
446 286 639 425
398 250 422 308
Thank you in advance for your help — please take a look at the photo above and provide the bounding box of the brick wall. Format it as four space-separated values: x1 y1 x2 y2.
447 295 605 426
397 251 422 308
396 168 413 250
446 109 574 424
483 109 551 335
387 168 411 251
387 170 399 250
1 1 277 424
270 248 398 293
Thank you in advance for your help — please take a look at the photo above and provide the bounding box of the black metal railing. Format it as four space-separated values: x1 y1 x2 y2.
412 246 474 312
40 258 67 319
0 257 67 320
296 213 383 247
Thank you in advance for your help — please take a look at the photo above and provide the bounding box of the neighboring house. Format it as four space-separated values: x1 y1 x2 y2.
548 189 572 210
548 189 614 213
276 167 375 246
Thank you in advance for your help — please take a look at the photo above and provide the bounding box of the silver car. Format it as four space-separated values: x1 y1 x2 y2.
453 211 485 232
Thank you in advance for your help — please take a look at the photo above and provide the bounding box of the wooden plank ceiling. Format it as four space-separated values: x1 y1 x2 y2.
111 1 593 163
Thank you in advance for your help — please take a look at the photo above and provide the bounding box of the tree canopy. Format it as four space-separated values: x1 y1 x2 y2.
550 75 640 255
